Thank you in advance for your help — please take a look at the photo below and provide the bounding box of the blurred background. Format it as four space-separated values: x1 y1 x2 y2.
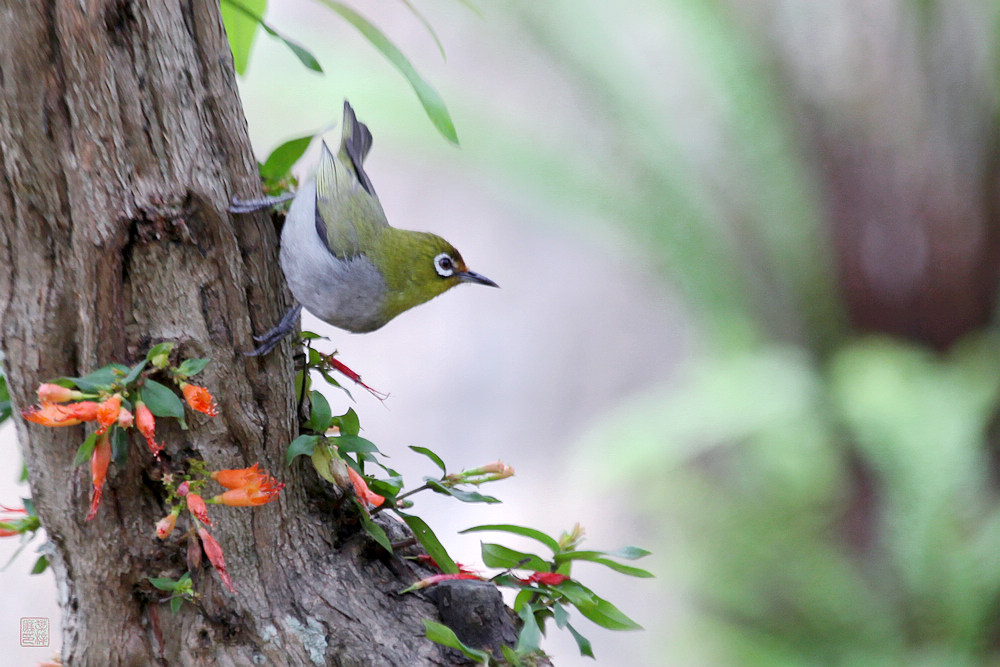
5 0 1000 664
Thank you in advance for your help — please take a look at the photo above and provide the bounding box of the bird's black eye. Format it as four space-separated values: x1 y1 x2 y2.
434 253 455 277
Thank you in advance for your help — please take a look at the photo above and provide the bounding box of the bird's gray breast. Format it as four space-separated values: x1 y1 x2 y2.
279 181 388 332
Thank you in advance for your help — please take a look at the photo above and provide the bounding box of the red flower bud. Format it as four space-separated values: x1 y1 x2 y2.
197 526 235 592
86 433 112 521
155 512 178 540
36 383 79 403
135 401 161 456
186 493 211 526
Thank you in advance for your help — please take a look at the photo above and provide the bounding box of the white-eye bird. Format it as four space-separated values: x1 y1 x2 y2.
234 101 497 355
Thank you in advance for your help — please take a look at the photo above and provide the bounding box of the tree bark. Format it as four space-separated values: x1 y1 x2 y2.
0 2 477 665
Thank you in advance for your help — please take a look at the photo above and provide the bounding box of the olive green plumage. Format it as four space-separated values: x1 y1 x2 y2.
276 101 496 336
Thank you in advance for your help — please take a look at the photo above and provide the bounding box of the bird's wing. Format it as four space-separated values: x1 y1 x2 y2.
313 102 389 260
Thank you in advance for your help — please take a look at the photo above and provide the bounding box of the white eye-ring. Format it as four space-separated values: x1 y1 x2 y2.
434 253 455 277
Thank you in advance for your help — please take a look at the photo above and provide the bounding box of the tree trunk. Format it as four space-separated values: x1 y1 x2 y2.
0 2 474 664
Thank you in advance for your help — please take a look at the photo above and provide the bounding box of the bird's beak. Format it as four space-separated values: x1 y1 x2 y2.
458 270 499 288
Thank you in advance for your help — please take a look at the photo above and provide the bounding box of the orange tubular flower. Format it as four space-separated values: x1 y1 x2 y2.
185 493 212 526
37 383 81 403
211 463 263 490
95 394 122 435
197 526 235 592
135 401 161 456
210 464 284 507
347 467 385 508
21 401 100 427
180 382 218 417
86 433 112 521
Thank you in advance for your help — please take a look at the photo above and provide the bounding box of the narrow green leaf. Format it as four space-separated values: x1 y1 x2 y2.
225 0 323 73
312 0 459 143
68 364 130 393
512 587 533 612
286 434 321 464
603 545 651 560
566 621 594 658
30 555 49 575
110 425 129 468
220 0 267 75
0 371 10 423
409 445 447 475
480 543 549 571
554 551 654 578
399 512 457 573
355 499 393 551
260 134 314 182
72 433 99 467
460 524 559 553
121 359 148 386
556 581 642 631
422 619 492 664
426 479 499 504
516 604 542 653
397 0 446 59
574 596 642 631
176 358 210 378
140 380 185 420
306 390 332 432
170 596 183 615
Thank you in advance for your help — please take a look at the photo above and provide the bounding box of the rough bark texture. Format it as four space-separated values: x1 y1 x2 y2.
0 2 492 665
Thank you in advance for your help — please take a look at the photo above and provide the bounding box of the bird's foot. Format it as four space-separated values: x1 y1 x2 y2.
245 304 303 356
229 193 296 214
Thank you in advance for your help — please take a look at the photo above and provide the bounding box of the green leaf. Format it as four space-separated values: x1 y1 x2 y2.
225 0 322 73
422 619 492 664
67 364 130 393
312 0 459 143
461 524 560 553
480 543 550 571
0 370 10 423
311 441 338 484
148 577 180 591
72 432 99 467
554 551 654 578
260 134 314 182
355 499 393 552
121 359 148 386
512 588 533 613
176 358 210 378
397 0 446 59
306 390 332 432
110 425 129 468
516 604 542 654
220 0 267 75
565 621 594 658
286 434 321 465
140 380 185 420
333 407 360 436
399 512 457 573
170 596 183 615
332 434 380 455
409 445 446 475
145 341 175 363
426 479 500 504
555 581 642 631
30 555 49 575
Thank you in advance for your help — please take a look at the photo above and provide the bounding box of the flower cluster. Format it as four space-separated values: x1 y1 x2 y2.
18 343 218 521
157 463 284 592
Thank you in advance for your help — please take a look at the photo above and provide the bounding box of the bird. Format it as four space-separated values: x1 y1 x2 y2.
233 101 497 356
